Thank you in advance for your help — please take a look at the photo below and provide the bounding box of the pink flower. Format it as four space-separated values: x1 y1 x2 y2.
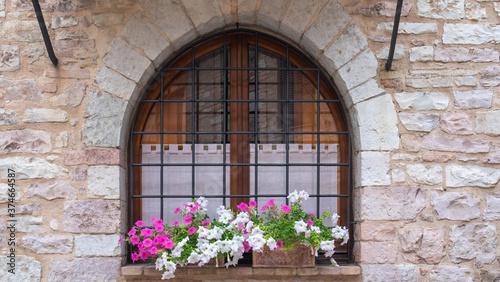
238 224 245 230
249 200 257 207
277 240 283 248
201 220 210 225
155 224 164 233
281 205 291 213
193 202 201 208
266 199 275 206
155 219 164 226
188 227 197 235
135 220 145 227
120 236 124 245
150 217 157 223
243 230 248 235
138 242 143 251
143 238 153 247
308 213 316 217
130 235 140 245
139 250 149 260
184 214 193 225
307 219 314 226
150 246 157 255
155 235 168 245
261 205 268 211
237 202 248 211
131 252 139 262
164 239 175 249
174 207 181 214
190 206 198 212
141 228 153 237
243 241 251 252
127 227 137 236
173 220 179 226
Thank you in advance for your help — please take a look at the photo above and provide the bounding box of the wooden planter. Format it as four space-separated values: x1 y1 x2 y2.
252 244 315 268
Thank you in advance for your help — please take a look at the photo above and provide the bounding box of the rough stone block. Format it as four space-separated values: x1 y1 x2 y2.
449 223 497 266
237 0 258 25
92 12 123 27
355 241 397 263
52 15 78 28
49 258 121 281
87 166 123 199
0 78 43 103
454 89 493 109
0 204 40 216
52 82 88 108
17 216 44 232
395 92 449 110
0 109 18 125
103 38 152 83
0 129 51 154
93 67 136 101
443 24 498 44
398 112 439 132
0 256 41 282
377 22 437 34
26 181 77 200
476 110 500 136
431 192 480 221
430 265 472 282
435 47 499 62
257 0 288 32
377 45 404 60
0 157 67 179
360 186 426 220
0 45 20 71
407 164 442 185
400 228 446 264
480 65 500 87
24 108 68 123
446 164 500 188
345 79 385 108
359 222 395 241
354 1 412 17
356 151 391 186
22 235 73 254
422 135 490 153
465 3 486 20
401 134 422 152
183 0 224 35
418 0 464 19
362 264 417 282
409 46 433 62
75 234 121 257
0 183 20 203
481 270 500 282
63 200 120 233
280 0 323 43
484 193 500 220
63 148 121 165
336 49 378 92
0 21 43 42
440 112 474 135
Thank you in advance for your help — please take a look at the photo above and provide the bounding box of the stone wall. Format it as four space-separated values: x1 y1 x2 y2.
0 0 498 281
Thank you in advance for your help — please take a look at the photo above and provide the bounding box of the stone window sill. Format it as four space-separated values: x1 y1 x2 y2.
121 264 361 280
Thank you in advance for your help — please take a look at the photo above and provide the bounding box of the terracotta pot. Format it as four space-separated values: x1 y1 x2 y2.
252 243 315 268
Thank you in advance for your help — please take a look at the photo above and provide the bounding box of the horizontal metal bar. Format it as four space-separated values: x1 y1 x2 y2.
162 67 319 71
131 193 349 198
132 163 349 167
133 131 349 135
140 99 342 103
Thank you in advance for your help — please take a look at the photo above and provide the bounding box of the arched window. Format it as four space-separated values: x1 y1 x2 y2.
130 30 351 261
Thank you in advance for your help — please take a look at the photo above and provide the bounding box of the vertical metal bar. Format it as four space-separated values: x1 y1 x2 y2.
385 0 404 71
254 32 259 205
316 70 320 218
285 45 290 205
32 0 58 66
222 34 228 207
191 48 196 198
347 123 353 262
129 108 134 259
160 73 165 218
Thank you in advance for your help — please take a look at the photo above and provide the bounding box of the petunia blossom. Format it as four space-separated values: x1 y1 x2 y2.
127 228 136 236
173 220 179 226
266 199 275 206
307 219 314 226
141 228 153 237
131 252 139 262
237 202 248 211
174 207 181 214
130 235 140 245
155 224 165 233
143 238 153 247
249 200 257 207
281 205 291 213
135 220 145 227
188 227 197 235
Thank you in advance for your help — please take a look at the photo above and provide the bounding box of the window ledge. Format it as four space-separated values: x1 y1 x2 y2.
121 264 361 280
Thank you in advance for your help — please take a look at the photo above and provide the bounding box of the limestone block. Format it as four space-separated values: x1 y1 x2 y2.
0 129 51 154
82 90 127 148
52 82 88 108
359 222 395 241
409 46 433 62
63 148 120 165
480 65 500 87
55 131 68 148
443 24 498 44
321 25 368 74
0 220 5 247
392 153 419 161
446 164 500 188
46 66 90 79
376 45 404 60
484 193 500 220
0 157 67 179
97 0 135 10
71 167 87 181
17 216 44 232
362 264 417 282
395 92 449 110
0 78 43 103
280 0 323 43
257 0 288 32
49 258 121 281
22 235 73 254
87 166 123 199
92 12 123 27
183 0 224 35
26 181 77 200
360 186 426 220
377 22 437 34
121 12 172 67
0 109 18 125
449 223 497 266
354 241 397 263
481 270 500 282
431 192 480 220
422 135 490 153
487 151 500 164
237 0 257 25
407 164 442 185
430 265 472 282
440 112 473 135
140 0 196 49
465 3 487 21
55 31 88 40
400 228 446 264
301 0 350 58
336 49 378 92
398 112 439 132
0 21 43 42
345 79 385 108
0 204 40 216
63 200 120 233
103 38 152 83
476 110 500 135
353 95 399 151
0 183 20 203
0 45 20 71
354 1 412 17
454 76 477 86
52 15 78 29
24 108 68 123
418 0 464 19
435 47 499 62
0 256 41 282
454 89 493 109
391 169 406 183
92 67 136 101
75 234 121 257
356 151 390 186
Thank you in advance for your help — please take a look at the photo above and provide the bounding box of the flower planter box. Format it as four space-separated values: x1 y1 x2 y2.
252 244 315 268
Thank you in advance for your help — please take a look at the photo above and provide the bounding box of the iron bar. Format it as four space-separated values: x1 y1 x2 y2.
32 0 58 66
385 0 404 71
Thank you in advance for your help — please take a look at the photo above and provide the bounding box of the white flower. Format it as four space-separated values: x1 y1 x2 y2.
330 257 338 267
267 237 277 250
305 230 311 238
251 226 264 236
332 226 346 240
245 220 254 232
235 212 250 224
287 190 300 204
196 196 208 208
294 220 307 234
155 257 164 270
331 213 340 227
310 226 321 233
198 226 209 238
171 247 183 258
219 211 234 224
161 270 175 280
187 251 200 264
216 205 227 215
320 240 335 251
298 190 309 201
248 234 265 252
218 240 231 253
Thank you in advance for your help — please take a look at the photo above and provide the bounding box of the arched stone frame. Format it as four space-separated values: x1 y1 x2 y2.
83 0 400 261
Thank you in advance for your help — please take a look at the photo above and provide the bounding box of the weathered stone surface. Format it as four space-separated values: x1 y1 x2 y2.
52 82 87 108
440 112 474 135
435 47 499 62
409 46 433 62
360 187 426 220
0 109 18 125
391 168 406 183
321 25 368 73
476 110 500 135
401 134 421 152
24 108 68 123
355 242 397 263
0 129 51 154
484 193 500 220
0 21 43 42
422 153 455 162
336 49 378 91
97 0 135 10
0 183 20 203
354 95 399 151
418 0 464 19
55 31 88 40
52 15 78 29
377 22 437 34
430 265 472 282
481 270 500 282
88 166 123 199
0 203 41 216
46 66 91 79
92 67 136 101
465 3 487 21
71 167 87 181
449 223 497 266
55 131 68 148
407 164 442 185
480 65 500 87
0 157 67 179
26 181 77 200
395 92 449 110
346 79 385 108
422 135 490 153
49 258 121 281
0 256 41 282
63 148 120 165
443 24 499 44
256 0 287 31
280 0 323 43
406 73 454 88
0 78 43 103
0 220 5 247
237 0 257 25
82 90 127 147
399 112 439 132
23 44 45 63
487 151 500 164
75 234 121 257
362 264 417 282
121 12 171 67
392 153 419 161
12 0 95 11
22 235 73 254
103 38 152 83
359 222 395 241
63 200 120 233
92 12 123 27
0 45 20 71
446 164 500 188
183 0 224 35
354 1 412 17
400 228 446 264
140 0 196 49
377 45 404 60
454 90 493 109
356 152 390 186
454 76 477 86
17 216 44 232
431 192 480 220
